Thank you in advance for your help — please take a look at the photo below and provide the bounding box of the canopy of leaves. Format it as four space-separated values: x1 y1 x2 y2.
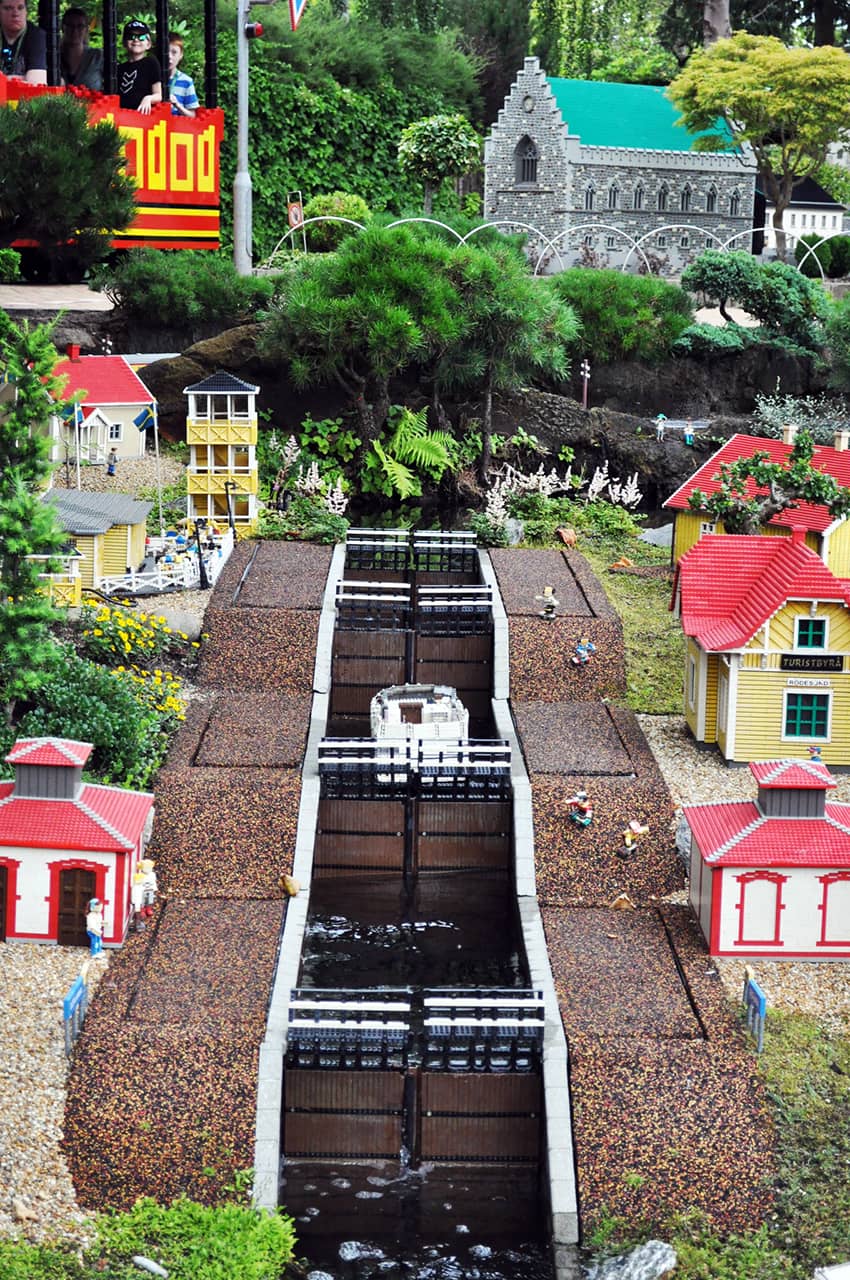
0 95 135 263
216 20 479 257
260 225 466 416
668 35 850 217
398 114 482 186
688 428 850 533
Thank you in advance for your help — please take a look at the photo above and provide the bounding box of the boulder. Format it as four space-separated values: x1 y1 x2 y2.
585 1239 677 1279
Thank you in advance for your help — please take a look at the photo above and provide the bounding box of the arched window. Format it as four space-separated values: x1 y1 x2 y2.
608 184 619 211
706 185 717 214
633 185 644 211
680 185 691 213
657 184 668 212
730 189 741 217
514 136 538 186
585 185 595 212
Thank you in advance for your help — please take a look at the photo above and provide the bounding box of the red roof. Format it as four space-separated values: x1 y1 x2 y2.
53 355 152 412
749 759 835 790
663 433 850 534
673 534 850 650
0 782 154 852
684 798 850 865
5 737 93 767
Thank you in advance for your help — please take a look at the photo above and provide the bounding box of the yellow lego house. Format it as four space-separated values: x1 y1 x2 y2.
43 490 152 594
672 532 850 765
184 372 259 533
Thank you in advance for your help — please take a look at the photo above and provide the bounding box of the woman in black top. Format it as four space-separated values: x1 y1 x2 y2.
117 18 161 113
60 7 102 91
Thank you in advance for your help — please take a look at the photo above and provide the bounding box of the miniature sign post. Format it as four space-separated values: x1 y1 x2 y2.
742 965 767 1053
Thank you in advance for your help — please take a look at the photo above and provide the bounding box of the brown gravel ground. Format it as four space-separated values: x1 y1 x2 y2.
491 547 627 701
553 905 776 1235
520 704 681 905
64 542 321 1209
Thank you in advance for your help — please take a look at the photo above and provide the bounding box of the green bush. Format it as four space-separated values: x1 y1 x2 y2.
0 248 20 282
824 293 850 389
91 250 277 331
18 648 170 789
256 496 349 543
828 233 850 278
92 1196 297 1280
672 322 752 356
0 1240 84 1279
548 268 693 364
795 233 832 278
302 191 371 251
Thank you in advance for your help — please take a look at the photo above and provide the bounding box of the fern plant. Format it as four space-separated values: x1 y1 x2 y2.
360 405 456 499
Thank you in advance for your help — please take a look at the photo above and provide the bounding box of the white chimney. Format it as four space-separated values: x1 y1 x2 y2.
834 429 849 452
781 423 797 446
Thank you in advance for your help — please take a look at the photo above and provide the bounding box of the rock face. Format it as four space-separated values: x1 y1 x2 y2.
491 388 747 511
567 344 825 417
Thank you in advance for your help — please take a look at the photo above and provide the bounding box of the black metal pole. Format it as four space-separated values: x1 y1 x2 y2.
204 0 217 108
103 0 117 94
194 519 210 589
223 481 236 533
155 0 169 103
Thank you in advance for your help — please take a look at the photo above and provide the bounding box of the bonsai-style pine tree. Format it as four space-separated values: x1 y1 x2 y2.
0 94 135 277
397 113 481 215
0 317 67 726
688 429 850 534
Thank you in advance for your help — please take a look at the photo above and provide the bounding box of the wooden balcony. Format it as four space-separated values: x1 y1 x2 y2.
186 469 259 496
186 418 257 446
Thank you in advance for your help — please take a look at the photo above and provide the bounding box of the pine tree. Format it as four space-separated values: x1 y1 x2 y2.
0 318 67 725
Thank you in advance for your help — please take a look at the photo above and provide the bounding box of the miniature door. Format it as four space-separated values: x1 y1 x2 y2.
58 868 96 947
0 865 6 941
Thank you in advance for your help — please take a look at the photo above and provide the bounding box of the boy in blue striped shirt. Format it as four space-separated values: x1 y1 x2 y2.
167 35 199 117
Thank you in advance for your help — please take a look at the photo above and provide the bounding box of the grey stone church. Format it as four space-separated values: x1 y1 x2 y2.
484 57 758 273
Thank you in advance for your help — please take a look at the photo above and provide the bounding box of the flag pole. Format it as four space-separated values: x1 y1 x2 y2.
75 406 82 490
152 407 164 537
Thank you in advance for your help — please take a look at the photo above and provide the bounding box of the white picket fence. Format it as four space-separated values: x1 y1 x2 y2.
98 527 235 597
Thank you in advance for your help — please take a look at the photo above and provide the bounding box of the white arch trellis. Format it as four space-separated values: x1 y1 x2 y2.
260 213 825 279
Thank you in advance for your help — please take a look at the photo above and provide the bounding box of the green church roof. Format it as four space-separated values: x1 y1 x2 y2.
546 78 731 152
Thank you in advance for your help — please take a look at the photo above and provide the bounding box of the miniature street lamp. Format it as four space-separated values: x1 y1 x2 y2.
581 359 591 410
195 516 210 589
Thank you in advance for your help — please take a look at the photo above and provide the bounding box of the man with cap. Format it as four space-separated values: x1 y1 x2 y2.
118 18 161 113
85 898 105 957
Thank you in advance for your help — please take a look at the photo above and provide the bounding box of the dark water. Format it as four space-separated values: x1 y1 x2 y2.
299 876 525 990
284 1159 554 1280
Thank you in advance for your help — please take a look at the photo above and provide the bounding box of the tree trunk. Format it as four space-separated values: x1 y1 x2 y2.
813 0 838 45
478 366 494 486
423 181 434 216
773 202 791 264
703 0 730 45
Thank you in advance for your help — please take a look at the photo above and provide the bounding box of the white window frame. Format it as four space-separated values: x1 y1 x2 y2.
108 422 123 442
688 655 697 709
699 520 716 537
781 688 832 742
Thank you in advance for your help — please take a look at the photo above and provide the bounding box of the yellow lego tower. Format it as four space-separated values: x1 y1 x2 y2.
184 371 259 533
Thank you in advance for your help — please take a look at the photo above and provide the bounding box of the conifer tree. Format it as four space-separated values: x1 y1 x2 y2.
0 318 67 725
